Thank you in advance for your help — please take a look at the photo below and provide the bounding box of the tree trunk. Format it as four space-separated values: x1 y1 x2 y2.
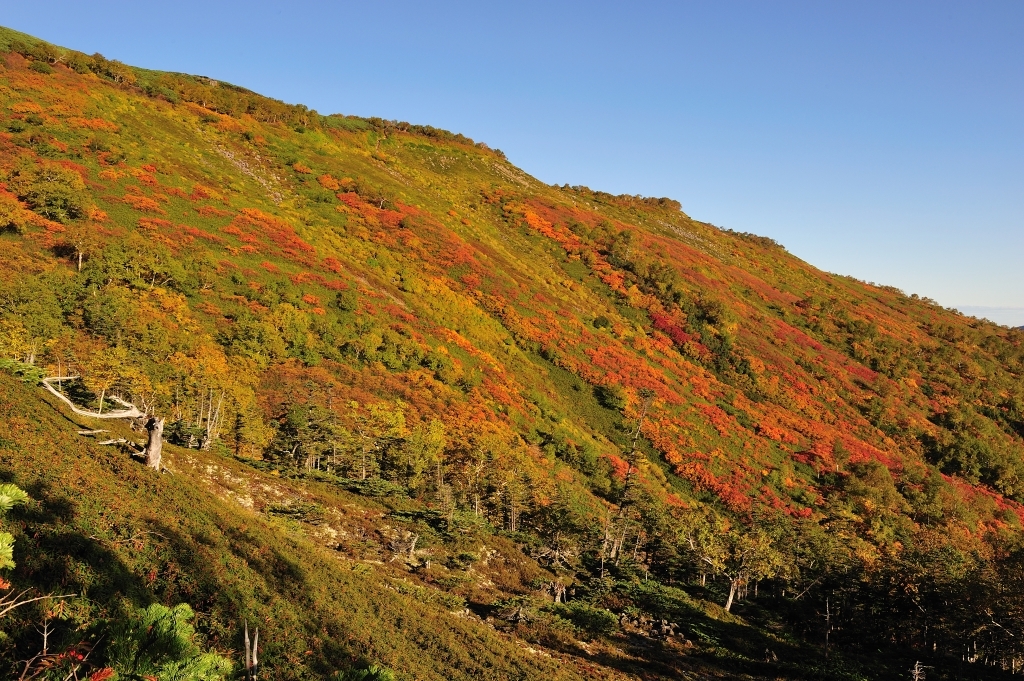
144 417 165 470
724 578 739 612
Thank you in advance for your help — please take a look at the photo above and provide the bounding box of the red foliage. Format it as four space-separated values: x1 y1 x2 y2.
189 184 217 201
755 422 799 445
847 363 878 384
650 312 694 346
137 217 174 230
183 226 224 243
773 320 824 351
197 205 232 217
231 209 317 265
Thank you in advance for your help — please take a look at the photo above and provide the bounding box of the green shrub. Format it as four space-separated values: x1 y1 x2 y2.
28 60 53 74
334 664 396 681
335 289 359 312
342 477 408 498
551 601 618 637
9 164 88 223
104 603 233 680
391 579 466 611
515 613 578 651
0 483 29 569
267 501 327 525
594 384 627 411
0 358 46 384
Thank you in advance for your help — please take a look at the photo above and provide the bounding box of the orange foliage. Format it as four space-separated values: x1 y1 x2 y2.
121 194 164 213
190 184 219 201
317 174 341 190
197 205 231 217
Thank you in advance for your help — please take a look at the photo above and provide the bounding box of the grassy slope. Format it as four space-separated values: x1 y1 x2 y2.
0 372 598 681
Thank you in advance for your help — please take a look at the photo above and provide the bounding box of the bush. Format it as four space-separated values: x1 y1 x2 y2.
594 384 627 411
0 483 29 569
341 477 408 498
334 665 396 681
0 195 29 234
104 603 233 680
552 601 618 637
515 613 579 651
391 579 466 611
335 289 359 312
0 358 46 384
28 60 53 74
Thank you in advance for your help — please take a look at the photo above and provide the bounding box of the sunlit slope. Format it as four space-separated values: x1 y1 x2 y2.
3 26 1024 679
2 38 1021 516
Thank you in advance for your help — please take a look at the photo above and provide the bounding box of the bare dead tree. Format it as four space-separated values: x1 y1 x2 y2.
0 589 76 619
244 620 259 681
388 532 419 562
40 375 165 470
144 417 165 470
40 376 144 419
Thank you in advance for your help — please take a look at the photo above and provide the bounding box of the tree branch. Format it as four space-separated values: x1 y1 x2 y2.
40 377 145 420
0 591 77 618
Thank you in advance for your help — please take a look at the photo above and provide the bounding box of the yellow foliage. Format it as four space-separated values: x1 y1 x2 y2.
0 193 30 233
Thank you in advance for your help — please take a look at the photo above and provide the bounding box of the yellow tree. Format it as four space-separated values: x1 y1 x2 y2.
679 509 786 612
401 419 446 491
80 346 149 414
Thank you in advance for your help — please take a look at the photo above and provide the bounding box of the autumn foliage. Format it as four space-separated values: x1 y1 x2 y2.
2 25 1024 680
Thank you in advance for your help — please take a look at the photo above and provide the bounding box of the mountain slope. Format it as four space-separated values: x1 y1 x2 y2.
1 26 1024 679
0 372 610 681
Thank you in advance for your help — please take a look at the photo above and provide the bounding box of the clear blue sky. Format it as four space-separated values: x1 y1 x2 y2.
5 1 1023 325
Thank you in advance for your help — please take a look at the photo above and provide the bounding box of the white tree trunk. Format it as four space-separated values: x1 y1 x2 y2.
725 578 739 612
144 417 164 470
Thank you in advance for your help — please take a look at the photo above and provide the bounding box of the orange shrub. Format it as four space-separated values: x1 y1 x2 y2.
317 174 341 190
122 194 163 213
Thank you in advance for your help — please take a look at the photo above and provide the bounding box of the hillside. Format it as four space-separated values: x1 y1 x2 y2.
1 26 1024 680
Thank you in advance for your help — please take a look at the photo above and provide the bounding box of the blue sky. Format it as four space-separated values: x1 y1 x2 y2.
4 1 1022 325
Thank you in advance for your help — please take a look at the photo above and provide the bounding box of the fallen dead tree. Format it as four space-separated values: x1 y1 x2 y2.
40 376 164 470
40 376 145 419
